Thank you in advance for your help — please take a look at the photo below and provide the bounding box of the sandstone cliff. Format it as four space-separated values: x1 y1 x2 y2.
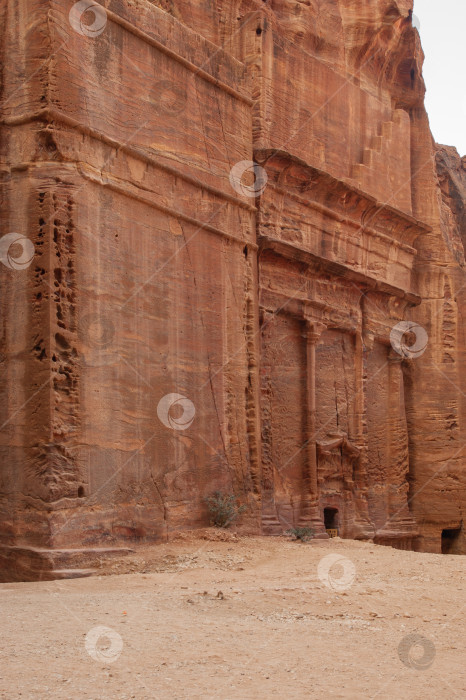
0 0 464 580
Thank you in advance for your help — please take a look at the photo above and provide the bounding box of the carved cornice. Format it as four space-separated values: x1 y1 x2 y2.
255 149 431 246
303 319 326 344
259 236 421 305
259 291 360 335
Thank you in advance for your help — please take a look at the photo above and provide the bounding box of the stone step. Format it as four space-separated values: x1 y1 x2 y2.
41 547 135 568
352 112 397 182
370 134 383 151
0 545 135 582
261 513 280 521
351 162 369 183
261 514 284 535
51 569 96 580
362 148 374 167
381 120 393 139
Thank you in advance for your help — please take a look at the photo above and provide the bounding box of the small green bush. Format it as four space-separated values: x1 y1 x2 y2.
286 527 314 542
205 491 246 528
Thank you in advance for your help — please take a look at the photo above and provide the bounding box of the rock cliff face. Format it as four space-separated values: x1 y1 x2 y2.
0 0 464 580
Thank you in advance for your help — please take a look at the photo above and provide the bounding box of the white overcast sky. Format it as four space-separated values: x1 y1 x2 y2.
414 0 466 155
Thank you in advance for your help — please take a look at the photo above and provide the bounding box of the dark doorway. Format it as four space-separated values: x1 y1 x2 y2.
324 507 339 530
441 528 461 554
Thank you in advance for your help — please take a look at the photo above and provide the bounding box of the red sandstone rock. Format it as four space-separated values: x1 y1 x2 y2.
0 0 464 580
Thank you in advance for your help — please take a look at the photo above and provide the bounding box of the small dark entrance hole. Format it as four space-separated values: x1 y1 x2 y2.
441 528 461 554
324 507 339 529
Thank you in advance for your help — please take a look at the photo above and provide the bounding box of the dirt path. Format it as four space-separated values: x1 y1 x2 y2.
1 533 464 699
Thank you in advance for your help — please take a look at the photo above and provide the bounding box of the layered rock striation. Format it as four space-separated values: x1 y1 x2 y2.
0 0 464 580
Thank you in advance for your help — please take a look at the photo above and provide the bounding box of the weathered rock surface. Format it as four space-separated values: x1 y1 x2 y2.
0 0 464 580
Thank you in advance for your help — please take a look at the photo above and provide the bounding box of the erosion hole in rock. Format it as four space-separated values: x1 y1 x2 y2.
441 527 461 554
324 507 339 530
78 486 85 498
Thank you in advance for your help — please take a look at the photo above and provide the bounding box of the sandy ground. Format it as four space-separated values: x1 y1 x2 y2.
1 532 465 699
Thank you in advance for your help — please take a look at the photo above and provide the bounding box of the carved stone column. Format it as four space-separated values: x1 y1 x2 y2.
299 318 327 536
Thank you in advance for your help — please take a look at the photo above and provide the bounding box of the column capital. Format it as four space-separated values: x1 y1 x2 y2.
303 318 326 344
